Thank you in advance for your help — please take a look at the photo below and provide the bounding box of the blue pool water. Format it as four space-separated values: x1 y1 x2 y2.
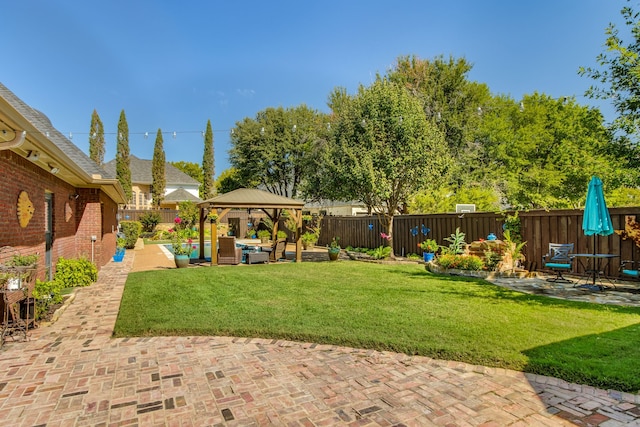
165 242 212 260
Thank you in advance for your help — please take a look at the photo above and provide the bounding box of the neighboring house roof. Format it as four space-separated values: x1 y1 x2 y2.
303 199 366 209
163 188 202 203
0 83 126 203
103 155 200 187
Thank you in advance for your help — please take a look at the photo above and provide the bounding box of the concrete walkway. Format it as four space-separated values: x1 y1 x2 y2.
1 248 640 426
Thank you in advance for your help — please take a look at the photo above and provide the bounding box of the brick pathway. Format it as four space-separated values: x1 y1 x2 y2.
1 250 640 426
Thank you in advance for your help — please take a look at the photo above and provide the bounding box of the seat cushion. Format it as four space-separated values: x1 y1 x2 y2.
622 269 640 277
545 263 571 269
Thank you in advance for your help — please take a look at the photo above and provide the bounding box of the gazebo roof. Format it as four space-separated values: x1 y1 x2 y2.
198 188 304 210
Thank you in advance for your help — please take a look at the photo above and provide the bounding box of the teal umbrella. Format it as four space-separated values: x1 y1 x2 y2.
582 176 613 254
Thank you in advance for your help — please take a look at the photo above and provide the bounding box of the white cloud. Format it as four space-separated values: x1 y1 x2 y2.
236 89 255 98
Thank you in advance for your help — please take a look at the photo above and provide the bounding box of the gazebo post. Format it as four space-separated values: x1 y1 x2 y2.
198 208 206 260
210 220 217 265
295 208 302 263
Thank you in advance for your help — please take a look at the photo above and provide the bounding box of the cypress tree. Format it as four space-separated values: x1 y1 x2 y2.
151 129 166 208
201 119 215 199
88 109 105 166
116 110 132 202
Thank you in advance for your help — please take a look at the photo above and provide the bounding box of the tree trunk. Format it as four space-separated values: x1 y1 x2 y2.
386 214 395 259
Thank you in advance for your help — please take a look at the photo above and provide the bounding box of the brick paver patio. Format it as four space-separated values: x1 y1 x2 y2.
1 249 640 426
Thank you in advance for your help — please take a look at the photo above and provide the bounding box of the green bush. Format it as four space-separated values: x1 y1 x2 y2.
436 254 484 271
120 221 142 249
483 249 502 271
139 211 162 232
370 245 392 259
55 257 98 287
460 255 484 271
32 279 65 320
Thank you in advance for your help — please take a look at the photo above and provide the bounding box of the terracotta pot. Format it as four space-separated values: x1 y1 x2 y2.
174 254 190 268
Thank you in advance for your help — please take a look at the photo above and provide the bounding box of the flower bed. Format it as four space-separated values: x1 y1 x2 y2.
426 262 531 279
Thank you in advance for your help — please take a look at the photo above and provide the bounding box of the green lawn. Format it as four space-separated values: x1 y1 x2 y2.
115 261 640 392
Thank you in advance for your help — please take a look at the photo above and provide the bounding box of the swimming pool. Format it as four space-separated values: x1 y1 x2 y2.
165 242 212 260
164 241 261 262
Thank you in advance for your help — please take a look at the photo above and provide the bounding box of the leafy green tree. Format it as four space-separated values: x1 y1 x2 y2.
170 161 203 184
388 55 492 185
476 93 615 209
229 104 329 198
579 2 640 139
409 185 501 214
201 119 215 199
311 78 450 257
579 1 640 185
88 109 105 166
215 167 245 194
151 129 166 208
116 110 132 201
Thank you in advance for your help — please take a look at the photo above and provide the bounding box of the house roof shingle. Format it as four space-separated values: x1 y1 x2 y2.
0 82 112 179
103 155 200 186
163 188 202 203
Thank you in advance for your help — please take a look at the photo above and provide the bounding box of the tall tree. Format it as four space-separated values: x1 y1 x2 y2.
476 93 615 209
387 55 492 186
579 1 640 139
578 0 640 186
201 120 215 199
151 128 166 208
310 78 450 257
229 104 328 198
116 110 132 202
88 109 105 166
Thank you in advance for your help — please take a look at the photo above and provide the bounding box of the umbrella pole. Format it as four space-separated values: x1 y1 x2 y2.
593 234 596 286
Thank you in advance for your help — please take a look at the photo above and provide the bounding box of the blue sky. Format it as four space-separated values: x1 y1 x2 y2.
3 1 627 178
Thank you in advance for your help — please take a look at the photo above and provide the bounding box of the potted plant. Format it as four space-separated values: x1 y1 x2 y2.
171 231 195 268
257 230 271 244
301 231 318 250
328 237 341 261
419 239 439 262
113 237 126 262
1 251 38 290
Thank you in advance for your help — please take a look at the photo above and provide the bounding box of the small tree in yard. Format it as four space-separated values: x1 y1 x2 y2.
151 129 166 208
88 109 105 166
307 78 450 257
116 110 132 202
201 119 215 199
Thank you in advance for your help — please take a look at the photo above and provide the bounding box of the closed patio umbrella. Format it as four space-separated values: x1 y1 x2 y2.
581 176 614 286
582 176 613 245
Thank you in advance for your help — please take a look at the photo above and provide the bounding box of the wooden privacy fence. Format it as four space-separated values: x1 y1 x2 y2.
319 207 640 278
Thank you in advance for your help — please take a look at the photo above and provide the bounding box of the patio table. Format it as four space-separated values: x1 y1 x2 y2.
572 253 619 290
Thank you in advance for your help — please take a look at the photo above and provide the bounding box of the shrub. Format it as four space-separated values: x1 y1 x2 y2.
32 279 65 320
277 230 288 240
484 249 502 271
139 211 162 232
370 245 392 259
257 230 271 240
120 221 142 249
54 257 98 288
437 254 484 271
436 253 461 269
460 255 484 271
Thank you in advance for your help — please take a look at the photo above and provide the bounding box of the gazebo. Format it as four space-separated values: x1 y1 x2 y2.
197 188 305 264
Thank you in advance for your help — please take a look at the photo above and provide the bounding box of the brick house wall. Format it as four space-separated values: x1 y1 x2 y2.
0 150 118 282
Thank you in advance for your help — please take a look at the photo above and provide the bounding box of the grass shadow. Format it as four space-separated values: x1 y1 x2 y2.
523 323 640 394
